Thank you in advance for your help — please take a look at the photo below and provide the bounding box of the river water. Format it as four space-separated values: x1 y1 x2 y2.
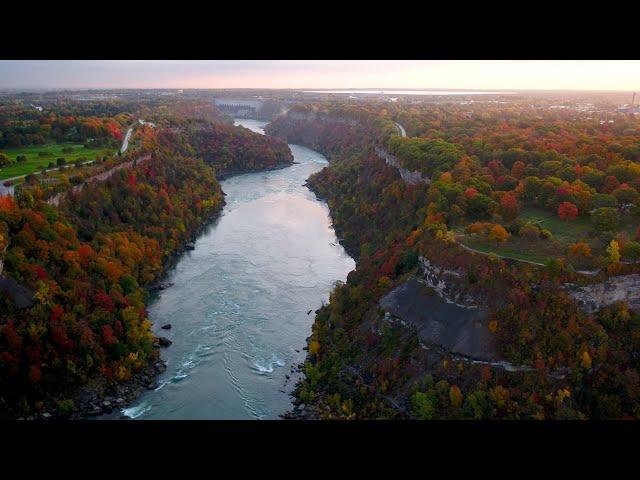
119 119 354 419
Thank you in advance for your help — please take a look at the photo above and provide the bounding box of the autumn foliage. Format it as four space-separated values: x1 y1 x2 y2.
557 201 579 222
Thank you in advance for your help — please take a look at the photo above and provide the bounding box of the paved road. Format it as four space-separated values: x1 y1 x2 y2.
119 127 134 155
393 121 407 137
119 119 156 155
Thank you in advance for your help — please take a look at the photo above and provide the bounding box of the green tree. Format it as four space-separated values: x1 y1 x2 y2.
411 391 436 420
591 207 619 233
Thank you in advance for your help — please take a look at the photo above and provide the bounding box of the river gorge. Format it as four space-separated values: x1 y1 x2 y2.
106 119 355 419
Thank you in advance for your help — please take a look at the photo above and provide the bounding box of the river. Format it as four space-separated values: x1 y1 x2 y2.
117 118 355 419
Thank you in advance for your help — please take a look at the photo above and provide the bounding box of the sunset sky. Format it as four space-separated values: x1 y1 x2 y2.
1 60 639 91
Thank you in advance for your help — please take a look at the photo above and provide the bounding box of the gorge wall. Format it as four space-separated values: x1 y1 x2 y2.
566 274 640 314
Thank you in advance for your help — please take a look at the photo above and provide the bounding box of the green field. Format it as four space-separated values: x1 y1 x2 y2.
454 206 589 266
0 143 111 180
458 237 552 264
457 205 639 266
519 206 593 244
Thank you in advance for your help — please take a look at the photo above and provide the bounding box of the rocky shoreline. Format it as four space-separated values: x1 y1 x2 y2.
280 340 317 420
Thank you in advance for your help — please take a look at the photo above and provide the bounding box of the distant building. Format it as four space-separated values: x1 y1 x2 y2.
617 105 640 114
617 92 639 114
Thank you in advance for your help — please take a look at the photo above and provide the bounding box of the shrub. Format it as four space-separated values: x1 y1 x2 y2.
540 228 553 239
519 223 540 241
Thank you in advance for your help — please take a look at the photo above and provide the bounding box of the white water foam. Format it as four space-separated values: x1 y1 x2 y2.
122 402 152 419
250 354 286 374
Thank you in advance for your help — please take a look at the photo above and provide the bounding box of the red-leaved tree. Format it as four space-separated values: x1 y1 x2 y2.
557 202 579 222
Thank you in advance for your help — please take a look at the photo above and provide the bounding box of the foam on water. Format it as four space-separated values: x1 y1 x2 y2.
250 354 286 374
122 402 152 419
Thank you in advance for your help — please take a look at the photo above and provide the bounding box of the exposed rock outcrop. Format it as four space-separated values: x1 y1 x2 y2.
565 274 640 314
0 275 35 309
418 256 484 309
374 147 430 186
379 277 496 361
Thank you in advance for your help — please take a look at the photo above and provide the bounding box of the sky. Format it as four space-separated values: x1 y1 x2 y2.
1 60 639 91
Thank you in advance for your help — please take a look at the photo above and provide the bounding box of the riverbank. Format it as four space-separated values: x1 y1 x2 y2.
106 119 353 419
10 157 298 421
83 160 298 420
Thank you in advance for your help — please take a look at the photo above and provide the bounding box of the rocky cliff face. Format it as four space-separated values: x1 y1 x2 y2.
379 276 497 361
418 256 484 308
0 275 34 309
565 274 640 314
374 147 430 186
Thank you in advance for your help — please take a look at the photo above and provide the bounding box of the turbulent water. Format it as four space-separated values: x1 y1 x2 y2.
120 119 354 419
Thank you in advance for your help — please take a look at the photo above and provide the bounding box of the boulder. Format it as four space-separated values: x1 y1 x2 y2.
87 406 102 416
158 337 172 347
161 324 172 330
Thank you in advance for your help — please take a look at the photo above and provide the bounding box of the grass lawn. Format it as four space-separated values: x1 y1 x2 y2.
0 143 111 180
456 205 639 266
458 236 554 264
519 206 593 244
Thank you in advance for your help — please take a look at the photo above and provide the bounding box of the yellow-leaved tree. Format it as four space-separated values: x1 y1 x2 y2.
581 350 592 369
449 385 463 409
606 240 621 263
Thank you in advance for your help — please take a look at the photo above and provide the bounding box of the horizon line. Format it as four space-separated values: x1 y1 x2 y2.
1 87 637 93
